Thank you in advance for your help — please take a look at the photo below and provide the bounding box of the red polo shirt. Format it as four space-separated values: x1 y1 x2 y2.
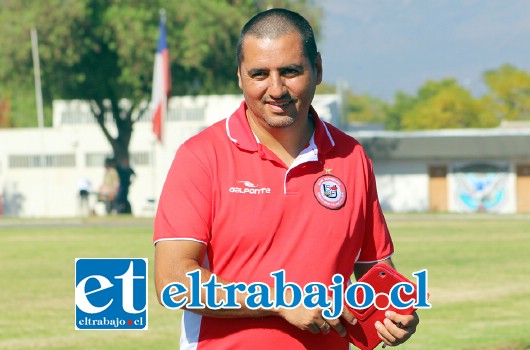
154 101 393 350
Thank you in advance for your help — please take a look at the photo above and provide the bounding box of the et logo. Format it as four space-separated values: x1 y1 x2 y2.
75 258 148 330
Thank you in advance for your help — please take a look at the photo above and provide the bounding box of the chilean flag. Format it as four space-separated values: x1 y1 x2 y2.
151 13 171 143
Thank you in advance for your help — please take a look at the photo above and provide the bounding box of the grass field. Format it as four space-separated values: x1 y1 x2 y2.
1 214 529 350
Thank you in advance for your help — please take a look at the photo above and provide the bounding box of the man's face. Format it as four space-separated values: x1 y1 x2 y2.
237 32 322 129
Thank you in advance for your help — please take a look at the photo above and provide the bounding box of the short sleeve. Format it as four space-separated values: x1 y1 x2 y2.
357 157 394 263
153 142 212 244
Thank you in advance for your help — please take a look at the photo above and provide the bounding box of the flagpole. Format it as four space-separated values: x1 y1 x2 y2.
149 8 170 210
160 8 167 145
151 8 171 144
31 28 44 129
31 28 50 216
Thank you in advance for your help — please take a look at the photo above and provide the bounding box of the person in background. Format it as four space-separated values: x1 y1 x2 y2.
116 158 136 214
77 177 92 216
98 157 119 214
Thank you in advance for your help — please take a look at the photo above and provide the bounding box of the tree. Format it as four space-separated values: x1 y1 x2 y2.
0 95 11 127
483 64 530 121
0 0 322 212
0 0 321 129
316 82 387 127
384 91 416 130
347 93 386 125
385 79 498 130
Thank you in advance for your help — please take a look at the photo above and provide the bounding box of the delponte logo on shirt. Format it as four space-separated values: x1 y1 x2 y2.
229 180 271 195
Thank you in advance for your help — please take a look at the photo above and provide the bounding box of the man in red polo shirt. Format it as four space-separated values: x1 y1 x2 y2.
154 8 419 350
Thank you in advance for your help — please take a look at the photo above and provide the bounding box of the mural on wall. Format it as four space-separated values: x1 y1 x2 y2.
2 182 26 217
453 163 509 213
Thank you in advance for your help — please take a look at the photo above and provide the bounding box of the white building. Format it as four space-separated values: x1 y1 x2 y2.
2 93 529 217
352 127 530 213
0 94 342 218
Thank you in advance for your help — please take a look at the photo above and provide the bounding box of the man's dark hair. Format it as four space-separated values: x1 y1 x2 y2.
236 8 318 68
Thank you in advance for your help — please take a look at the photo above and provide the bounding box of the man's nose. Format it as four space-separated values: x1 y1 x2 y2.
268 73 287 98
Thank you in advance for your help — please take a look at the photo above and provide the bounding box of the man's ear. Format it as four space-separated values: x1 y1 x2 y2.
315 52 323 85
237 68 243 89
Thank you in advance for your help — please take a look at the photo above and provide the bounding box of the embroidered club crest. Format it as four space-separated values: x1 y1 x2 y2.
313 175 347 209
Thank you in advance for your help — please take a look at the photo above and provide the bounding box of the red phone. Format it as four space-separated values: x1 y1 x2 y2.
344 263 421 350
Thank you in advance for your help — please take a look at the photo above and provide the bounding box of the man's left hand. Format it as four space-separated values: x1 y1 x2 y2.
374 310 419 347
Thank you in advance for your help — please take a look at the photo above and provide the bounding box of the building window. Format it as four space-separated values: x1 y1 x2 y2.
85 153 110 168
131 152 149 166
137 107 205 122
9 154 76 168
61 111 113 124
85 152 150 167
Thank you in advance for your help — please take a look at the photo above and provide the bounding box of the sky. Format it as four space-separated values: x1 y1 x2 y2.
317 0 530 101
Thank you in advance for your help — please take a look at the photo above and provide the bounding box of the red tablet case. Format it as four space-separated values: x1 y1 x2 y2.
344 263 420 350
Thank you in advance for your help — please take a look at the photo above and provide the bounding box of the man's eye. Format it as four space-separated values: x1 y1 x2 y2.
282 69 299 76
251 72 267 78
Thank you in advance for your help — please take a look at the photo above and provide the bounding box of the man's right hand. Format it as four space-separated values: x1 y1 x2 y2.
275 291 357 337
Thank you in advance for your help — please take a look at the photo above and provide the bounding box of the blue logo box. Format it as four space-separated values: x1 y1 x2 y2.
75 258 148 330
